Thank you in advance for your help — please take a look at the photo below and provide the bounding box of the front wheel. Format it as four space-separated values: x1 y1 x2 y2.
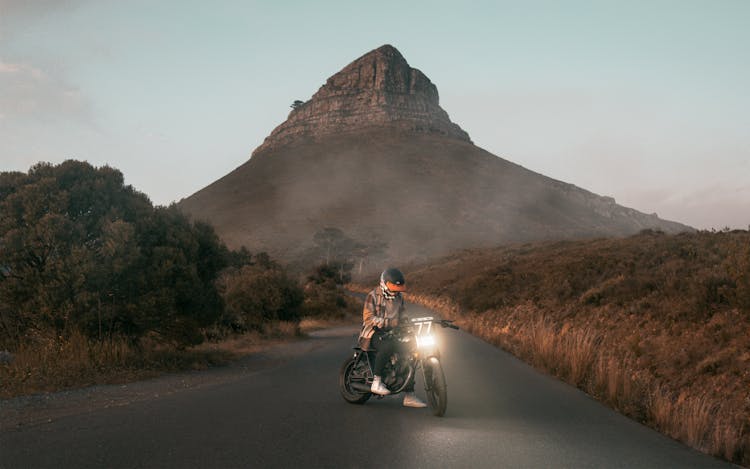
423 357 447 417
339 356 371 404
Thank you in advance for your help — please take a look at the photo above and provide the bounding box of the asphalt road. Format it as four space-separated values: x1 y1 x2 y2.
0 302 733 468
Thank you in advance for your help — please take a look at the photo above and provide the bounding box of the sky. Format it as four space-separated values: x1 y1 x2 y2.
1 0 748 230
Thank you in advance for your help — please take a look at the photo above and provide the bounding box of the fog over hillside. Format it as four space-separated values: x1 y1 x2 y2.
178 46 691 268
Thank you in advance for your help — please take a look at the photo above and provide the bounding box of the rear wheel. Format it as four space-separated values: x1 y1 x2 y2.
339 356 371 404
423 357 447 416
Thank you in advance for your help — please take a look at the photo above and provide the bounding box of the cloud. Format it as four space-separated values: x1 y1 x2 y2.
0 58 90 122
0 61 21 73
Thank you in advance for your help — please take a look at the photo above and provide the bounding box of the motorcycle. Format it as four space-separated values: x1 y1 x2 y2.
339 316 459 417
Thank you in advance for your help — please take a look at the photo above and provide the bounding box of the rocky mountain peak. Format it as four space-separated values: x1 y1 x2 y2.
319 44 437 100
253 44 471 155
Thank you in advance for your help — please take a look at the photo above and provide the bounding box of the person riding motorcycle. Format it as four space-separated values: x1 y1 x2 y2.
359 268 427 408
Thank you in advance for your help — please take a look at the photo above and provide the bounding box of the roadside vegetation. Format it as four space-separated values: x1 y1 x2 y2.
0 161 359 398
384 230 749 466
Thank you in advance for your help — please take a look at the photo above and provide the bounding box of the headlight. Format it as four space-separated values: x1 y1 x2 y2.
416 335 435 348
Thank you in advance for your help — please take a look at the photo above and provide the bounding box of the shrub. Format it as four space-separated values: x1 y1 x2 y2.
217 265 304 331
300 263 358 319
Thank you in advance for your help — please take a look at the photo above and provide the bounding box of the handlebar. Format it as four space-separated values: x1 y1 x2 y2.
423 318 460 330
440 319 460 330
377 318 459 338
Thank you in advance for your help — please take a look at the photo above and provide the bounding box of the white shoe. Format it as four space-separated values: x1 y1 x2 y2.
403 392 427 408
371 376 391 395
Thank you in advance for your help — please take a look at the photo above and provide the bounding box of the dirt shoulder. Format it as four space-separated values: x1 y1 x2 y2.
0 324 359 431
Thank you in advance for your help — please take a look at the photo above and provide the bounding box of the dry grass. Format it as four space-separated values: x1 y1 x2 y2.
650 389 748 462
401 230 750 466
298 317 356 333
0 332 230 399
0 321 305 399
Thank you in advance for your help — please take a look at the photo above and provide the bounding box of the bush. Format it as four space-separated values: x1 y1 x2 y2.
218 265 304 331
300 264 356 319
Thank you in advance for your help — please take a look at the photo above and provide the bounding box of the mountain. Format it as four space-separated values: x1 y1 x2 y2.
178 45 691 267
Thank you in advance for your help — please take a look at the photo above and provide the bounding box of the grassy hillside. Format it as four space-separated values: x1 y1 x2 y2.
400 230 749 465
178 129 690 266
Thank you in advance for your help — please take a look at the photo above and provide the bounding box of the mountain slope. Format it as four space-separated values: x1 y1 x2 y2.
178 45 691 265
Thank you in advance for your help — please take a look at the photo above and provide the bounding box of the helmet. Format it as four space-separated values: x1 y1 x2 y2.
380 268 406 298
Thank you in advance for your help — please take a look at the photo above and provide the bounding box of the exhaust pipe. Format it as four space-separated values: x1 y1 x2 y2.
350 382 372 393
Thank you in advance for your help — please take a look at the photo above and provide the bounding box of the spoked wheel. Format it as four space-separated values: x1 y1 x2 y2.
339 356 372 404
423 357 447 416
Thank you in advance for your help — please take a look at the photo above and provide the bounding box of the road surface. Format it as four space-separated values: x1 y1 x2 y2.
0 303 732 468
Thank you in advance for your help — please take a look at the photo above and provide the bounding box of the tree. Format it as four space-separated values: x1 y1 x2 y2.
308 227 390 281
353 239 388 276
290 100 305 110
313 227 347 266
0 160 229 348
312 227 360 283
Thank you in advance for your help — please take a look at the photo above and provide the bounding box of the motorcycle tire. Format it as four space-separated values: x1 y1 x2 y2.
339 356 372 404
423 357 447 417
